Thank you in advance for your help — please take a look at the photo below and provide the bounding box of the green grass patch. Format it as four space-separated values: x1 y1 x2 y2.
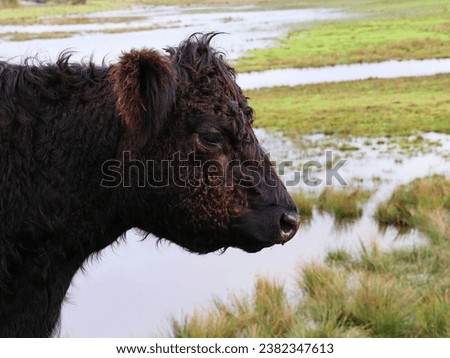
172 253 449 337
39 15 147 25
325 249 352 266
291 187 372 224
236 0 450 71
0 0 287 25
248 74 450 137
100 24 166 35
375 175 450 244
172 278 296 338
0 0 128 25
338 144 359 152
0 23 170 42
172 176 450 337
291 191 315 222
317 187 371 223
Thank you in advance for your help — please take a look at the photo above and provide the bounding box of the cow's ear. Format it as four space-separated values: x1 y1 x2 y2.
112 49 176 141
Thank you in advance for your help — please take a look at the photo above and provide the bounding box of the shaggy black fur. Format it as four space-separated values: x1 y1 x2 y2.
0 33 299 337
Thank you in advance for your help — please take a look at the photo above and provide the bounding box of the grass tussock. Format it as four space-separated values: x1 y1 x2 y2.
173 278 296 338
290 188 371 224
0 0 18 7
1 31 77 42
317 187 371 222
172 176 450 338
375 175 450 243
173 244 449 337
291 191 315 222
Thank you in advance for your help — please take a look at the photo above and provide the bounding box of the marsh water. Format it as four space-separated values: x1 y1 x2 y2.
238 59 450 89
1 4 449 337
0 5 352 61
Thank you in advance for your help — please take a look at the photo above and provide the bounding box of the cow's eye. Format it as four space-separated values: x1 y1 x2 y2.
199 132 224 147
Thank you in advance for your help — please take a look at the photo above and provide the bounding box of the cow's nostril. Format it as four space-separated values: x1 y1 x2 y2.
279 212 300 243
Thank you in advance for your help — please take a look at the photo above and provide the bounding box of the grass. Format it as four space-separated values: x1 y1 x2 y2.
248 74 450 137
0 0 288 25
291 191 315 222
317 187 371 222
38 15 146 25
290 187 372 224
0 31 77 41
236 0 450 71
0 0 127 25
172 177 450 338
0 24 174 42
3 0 449 72
100 24 168 35
172 278 296 338
375 175 450 244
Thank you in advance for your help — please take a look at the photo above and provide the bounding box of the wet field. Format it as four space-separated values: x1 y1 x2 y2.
0 5 351 61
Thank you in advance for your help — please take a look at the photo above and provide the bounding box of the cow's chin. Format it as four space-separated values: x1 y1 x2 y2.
151 228 276 255
150 230 229 255
232 240 275 253
179 232 277 254
174 238 274 255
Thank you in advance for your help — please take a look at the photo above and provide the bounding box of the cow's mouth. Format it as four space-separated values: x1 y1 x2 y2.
230 206 300 253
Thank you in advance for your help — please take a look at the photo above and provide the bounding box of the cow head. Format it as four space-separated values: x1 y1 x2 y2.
111 33 299 254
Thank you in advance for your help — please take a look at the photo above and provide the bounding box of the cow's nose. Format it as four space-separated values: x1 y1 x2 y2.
279 211 300 243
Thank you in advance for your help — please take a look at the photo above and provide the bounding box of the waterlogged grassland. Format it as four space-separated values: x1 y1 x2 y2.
236 0 450 71
291 188 372 224
317 188 371 223
0 0 129 25
0 0 287 25
0 24 166 42
3 0 449 67
172 176 450 338
0 1 168 25
248 74 450 137
237 15 450 71
1 31 77 42
375 175 450 244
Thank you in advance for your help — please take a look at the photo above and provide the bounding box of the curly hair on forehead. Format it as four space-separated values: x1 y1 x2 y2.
166 33 251 116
